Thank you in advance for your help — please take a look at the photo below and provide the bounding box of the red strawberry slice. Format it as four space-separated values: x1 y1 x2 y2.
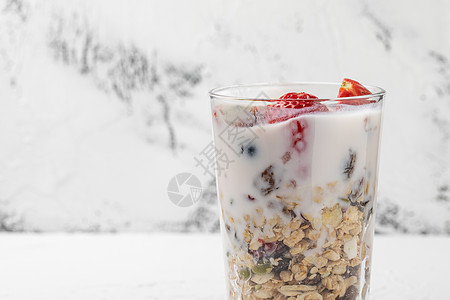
279 92 319 100
337 79 371 97
337 78 376 106
267 92 327 123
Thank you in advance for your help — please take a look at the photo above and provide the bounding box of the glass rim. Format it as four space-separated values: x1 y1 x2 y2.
209 81 386 102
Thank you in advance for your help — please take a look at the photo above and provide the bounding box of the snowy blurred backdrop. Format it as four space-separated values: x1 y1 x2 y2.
0 0 449 234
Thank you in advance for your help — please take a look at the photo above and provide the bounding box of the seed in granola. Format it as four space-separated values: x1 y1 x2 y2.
343 149 356 179
252 262 273 274
251 272 274 284
239 267 251 281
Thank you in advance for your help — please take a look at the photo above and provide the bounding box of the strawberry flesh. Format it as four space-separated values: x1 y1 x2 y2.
267 92 327 123
337 78 376 105
279 92 319 100
337 78 371 98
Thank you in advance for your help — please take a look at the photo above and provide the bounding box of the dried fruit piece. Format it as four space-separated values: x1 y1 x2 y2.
343 150 356 179
249 241 288 260
272 256 291 274
254 165 280 196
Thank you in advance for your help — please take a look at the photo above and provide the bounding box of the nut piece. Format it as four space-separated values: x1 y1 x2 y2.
251 272 274 284
344 236 358 259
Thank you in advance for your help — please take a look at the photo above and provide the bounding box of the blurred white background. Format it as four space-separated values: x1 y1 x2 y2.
0 0 449 234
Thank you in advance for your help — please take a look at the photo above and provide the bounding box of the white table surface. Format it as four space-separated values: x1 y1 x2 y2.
0 234 448 300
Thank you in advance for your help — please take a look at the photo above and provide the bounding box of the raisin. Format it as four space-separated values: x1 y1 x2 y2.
272 257 291 274
338 285 359 300
254 165 280 196
347 266 360 278
343 149 357 179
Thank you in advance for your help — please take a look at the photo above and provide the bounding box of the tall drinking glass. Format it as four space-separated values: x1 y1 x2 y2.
209 83 385 300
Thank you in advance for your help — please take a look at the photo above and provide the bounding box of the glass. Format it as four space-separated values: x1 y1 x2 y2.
209 82 385 300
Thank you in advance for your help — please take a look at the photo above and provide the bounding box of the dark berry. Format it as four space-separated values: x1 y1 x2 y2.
240 144 257 157
247 145 257 157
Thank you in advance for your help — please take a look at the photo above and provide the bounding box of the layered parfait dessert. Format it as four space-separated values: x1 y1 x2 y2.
210 79 384 300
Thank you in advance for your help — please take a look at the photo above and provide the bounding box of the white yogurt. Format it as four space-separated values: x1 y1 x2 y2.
212 102 382 251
